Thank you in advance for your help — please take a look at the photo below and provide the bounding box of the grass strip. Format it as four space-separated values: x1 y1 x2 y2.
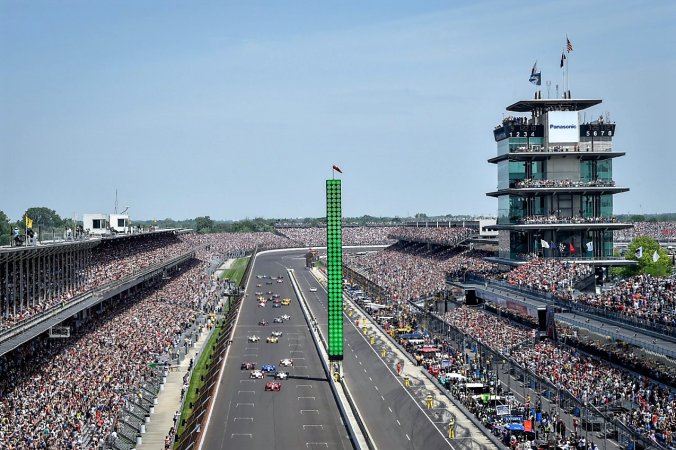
175 308 229 442
219 257 250 285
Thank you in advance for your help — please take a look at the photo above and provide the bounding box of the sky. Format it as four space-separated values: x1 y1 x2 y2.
1 0 675 222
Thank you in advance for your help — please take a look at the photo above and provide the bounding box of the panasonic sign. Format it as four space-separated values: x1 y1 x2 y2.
548 111 579 143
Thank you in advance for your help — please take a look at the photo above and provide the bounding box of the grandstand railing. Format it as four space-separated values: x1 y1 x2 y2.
461 273 675 340
0 250 196 346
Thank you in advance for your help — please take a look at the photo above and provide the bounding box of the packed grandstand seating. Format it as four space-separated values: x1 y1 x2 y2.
0 258 223 448
2 226 674 448
496 258 594 298
274 226 396 247
386 226 473 246
614 221 676 242
572 274 676 327
344 244 501 301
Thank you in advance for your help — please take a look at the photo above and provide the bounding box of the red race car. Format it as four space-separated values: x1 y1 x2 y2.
241 362 255 370
265 381 282 391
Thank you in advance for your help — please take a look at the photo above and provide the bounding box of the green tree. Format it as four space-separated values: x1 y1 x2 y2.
25 207 63 229
194 216 214 233
0 210 11 245
624 236 673 277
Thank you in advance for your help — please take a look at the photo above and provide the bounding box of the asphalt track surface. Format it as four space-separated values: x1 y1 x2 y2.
201 251 353 450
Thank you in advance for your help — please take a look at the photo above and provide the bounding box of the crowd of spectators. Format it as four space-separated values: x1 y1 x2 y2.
571 274 676 328
614 222 676 242
386 226 473 247
0 258 223 449
440 306 532 355
496 258 594 298
180 231 294 254
518 215 617 225
511 340 675 444
274 226 396 247
345 244 501 301
514 179 616 189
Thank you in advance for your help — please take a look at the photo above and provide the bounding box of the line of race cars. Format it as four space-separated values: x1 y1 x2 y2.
243 274 296 392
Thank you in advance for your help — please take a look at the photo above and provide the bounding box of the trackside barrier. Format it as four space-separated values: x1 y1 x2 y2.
174 296 243 450
287 268 371 450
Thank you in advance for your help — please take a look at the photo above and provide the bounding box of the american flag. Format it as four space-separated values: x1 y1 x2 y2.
566 37 573 53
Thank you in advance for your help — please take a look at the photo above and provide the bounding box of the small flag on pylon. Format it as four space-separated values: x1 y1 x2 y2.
25 215 33 229
332 165 343 174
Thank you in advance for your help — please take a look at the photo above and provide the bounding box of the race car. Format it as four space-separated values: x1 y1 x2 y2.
256 283 262 287
281 314 291 321
266 291 273 295
259 319 268 326
309 287 317 292
273 317 284 324
241 362 255 370
271 330 283 337
265 381 282 391
277 279 283 283
280 358 294 367
248 335 260 343
250 370 264 379
281 298 291 305
274 371 289 380
255 291 262 296
266 336 279 343
258 301 266 307
272 302 281 308
272 294 280 299
266 281 273 285
261 364 276 373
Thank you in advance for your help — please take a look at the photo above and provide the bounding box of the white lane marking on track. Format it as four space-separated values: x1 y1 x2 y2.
231 433 252 438
396 419 401 426
300 409 319 414
233 417 253 421
388 407 393 413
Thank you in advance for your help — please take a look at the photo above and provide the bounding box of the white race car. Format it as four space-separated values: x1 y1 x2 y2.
250 370 264 379
248 335 260 343
275 371 289 380
280 358 294 367
309 287 317 292
281 314 291 321
271 330 283 337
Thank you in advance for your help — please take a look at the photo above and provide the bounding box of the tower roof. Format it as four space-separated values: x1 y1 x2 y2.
507 98 602 113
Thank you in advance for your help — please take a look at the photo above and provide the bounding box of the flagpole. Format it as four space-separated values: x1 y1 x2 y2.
566 48 570 96
561 53 568 98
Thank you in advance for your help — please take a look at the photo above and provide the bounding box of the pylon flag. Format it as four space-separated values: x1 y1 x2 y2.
332 165 343 174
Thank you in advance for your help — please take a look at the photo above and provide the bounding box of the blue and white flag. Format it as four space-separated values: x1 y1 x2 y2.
586 241 593 252
529 61 541 86
541 239 550 249
635 246 643 259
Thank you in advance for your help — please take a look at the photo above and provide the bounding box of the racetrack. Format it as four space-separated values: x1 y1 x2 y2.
200 251 353 450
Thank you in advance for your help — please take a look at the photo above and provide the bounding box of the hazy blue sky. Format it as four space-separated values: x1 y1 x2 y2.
1 0 674 221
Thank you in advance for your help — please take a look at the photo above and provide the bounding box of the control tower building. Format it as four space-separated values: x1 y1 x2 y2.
486 96 633 264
